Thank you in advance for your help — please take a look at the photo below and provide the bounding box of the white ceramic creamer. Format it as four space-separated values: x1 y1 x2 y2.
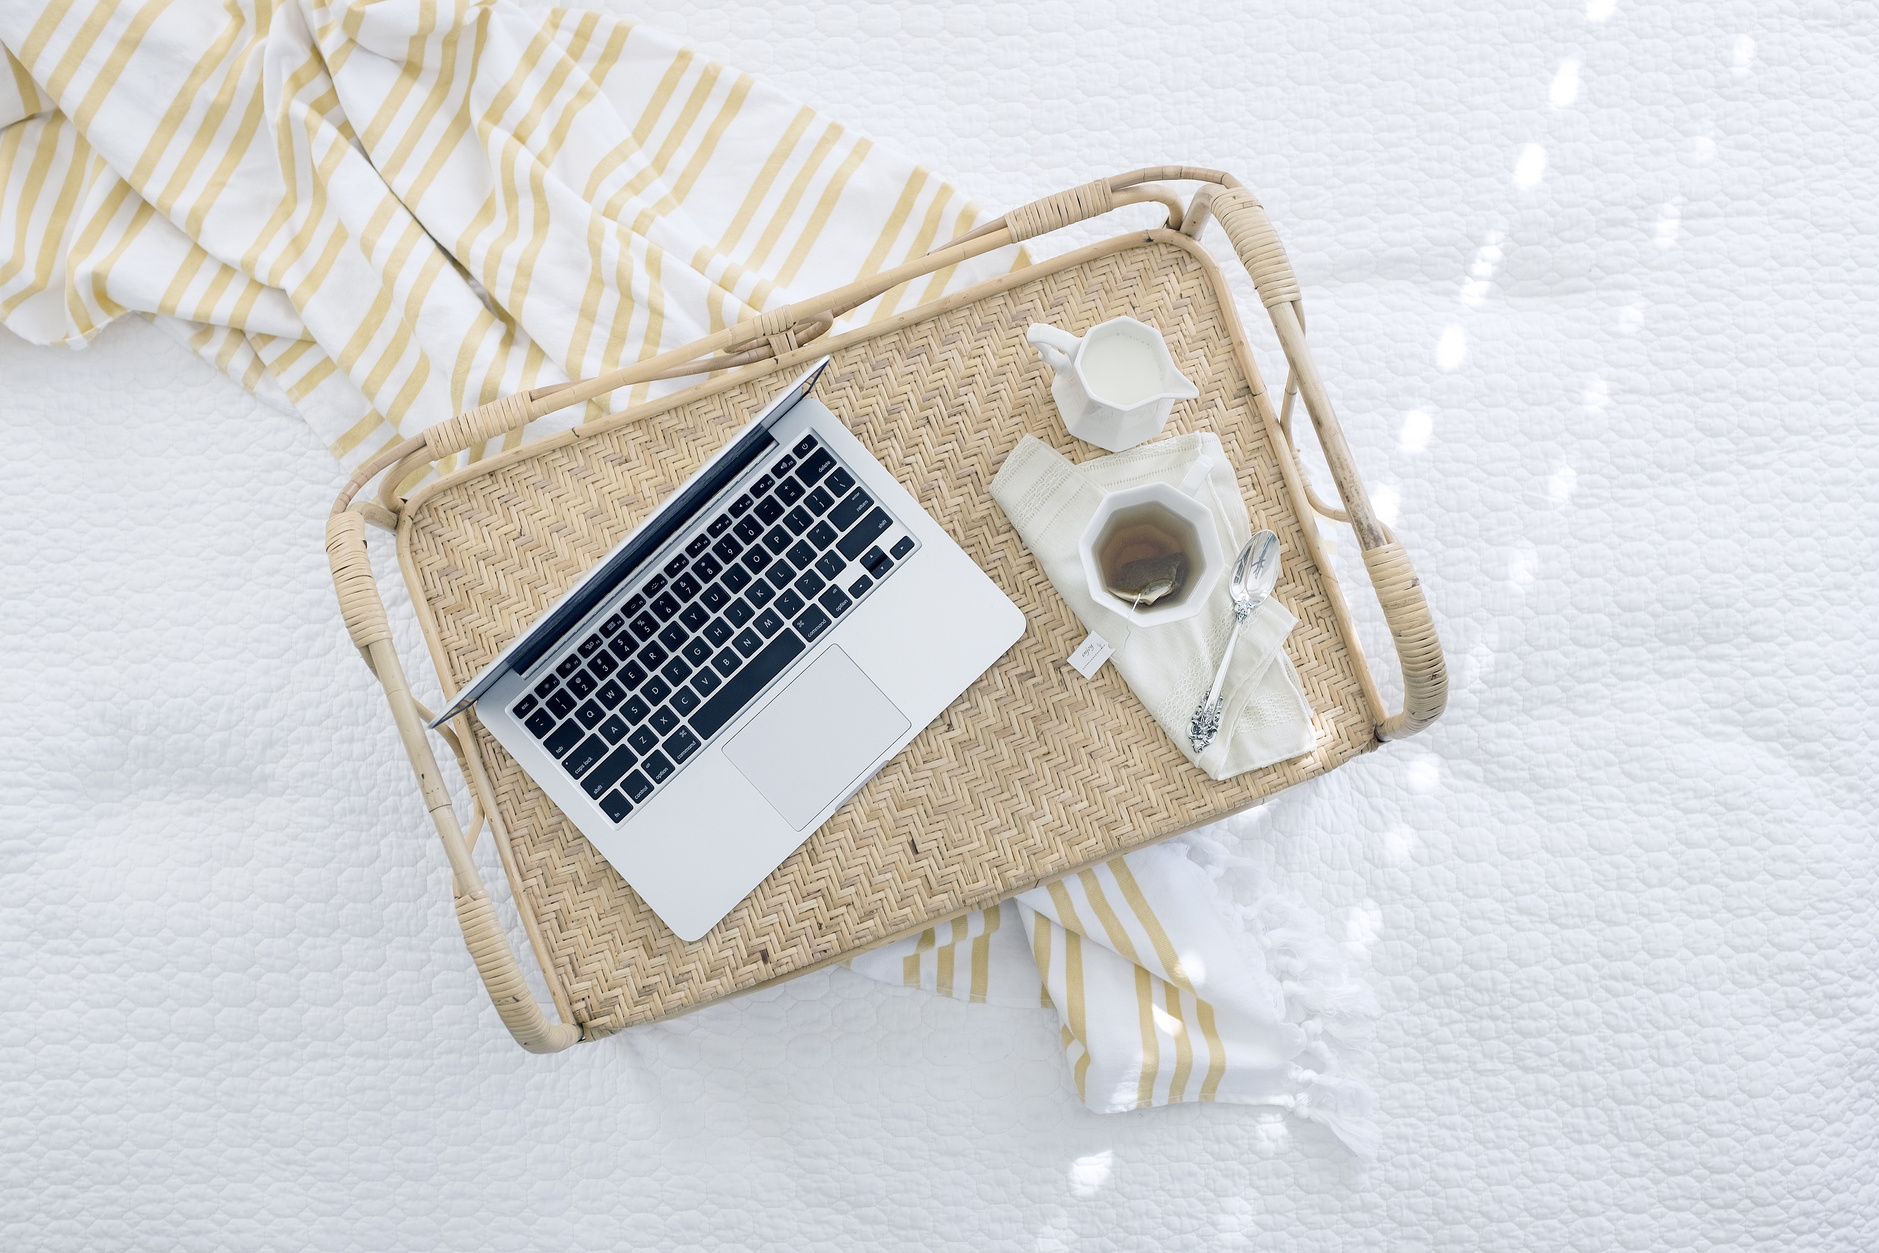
1026 316 1199 452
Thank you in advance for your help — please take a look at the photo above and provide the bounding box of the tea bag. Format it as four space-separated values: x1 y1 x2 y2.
1107 552 1188 608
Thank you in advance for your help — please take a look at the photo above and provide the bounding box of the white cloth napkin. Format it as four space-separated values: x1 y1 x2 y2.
992 431 1316 779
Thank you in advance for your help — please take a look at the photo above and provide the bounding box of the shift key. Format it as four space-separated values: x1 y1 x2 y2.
837 508 893 560
689 630 806 739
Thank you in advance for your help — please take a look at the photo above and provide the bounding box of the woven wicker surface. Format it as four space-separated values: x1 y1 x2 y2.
401 235 1376 1035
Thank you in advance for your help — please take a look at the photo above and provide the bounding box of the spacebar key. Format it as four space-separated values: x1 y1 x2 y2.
688 630 805 739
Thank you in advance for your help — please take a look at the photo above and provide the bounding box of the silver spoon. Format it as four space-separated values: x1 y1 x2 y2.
1188 530 1281 754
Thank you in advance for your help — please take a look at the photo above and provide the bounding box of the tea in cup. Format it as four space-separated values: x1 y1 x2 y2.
1077 481 1224 627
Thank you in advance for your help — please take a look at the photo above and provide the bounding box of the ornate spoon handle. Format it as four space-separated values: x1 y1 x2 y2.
1189 600 1252 753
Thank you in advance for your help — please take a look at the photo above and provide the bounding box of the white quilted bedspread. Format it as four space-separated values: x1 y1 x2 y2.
3 1 1875 1248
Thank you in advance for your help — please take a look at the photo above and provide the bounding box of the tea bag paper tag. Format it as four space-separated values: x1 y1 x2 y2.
1067 632 1114 679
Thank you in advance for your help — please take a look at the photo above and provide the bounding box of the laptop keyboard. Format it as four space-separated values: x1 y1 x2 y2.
504 432 920 824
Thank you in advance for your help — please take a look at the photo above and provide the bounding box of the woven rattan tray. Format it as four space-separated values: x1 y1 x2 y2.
326 170 1445 1051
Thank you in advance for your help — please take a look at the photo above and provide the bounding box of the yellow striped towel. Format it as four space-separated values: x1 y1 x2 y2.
1 1 1378 1151
850 838 1381 1156
0 0 1022 474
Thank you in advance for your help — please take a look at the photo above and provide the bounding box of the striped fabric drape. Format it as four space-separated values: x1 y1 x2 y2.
0 0 1023 475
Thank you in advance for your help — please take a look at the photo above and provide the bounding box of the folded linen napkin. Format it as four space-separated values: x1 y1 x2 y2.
992 431 1316 778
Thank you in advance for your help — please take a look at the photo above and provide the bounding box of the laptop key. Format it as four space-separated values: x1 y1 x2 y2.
630 611 658 639
805 486 835 516
689 630 806 739
807 520 838 550
756 497 785 525
775 590 805 619
621 770 654 803
733 515 763 544
818 586 852 618
725 597 755 627
599 791 634 822
575 699 604 729
665 726 702 764
762 525 791 555
600 714 630 743
547 689 577 719
556 654 584 679
600 613 624 637
755 607 785 637
708 513 734 537
795 570 825 599
679 603 709 631
596 680 626 709
661 656 692 686
525 708 557 738
745 578 775 608
793 433 818 457
786 539 816 569
700 583 730 612
671 686 700 716
838 508 893 560
795 605 832 641
824 467 855 497
652 592 682 622
890 536 916 561
563 733 607 776
650 707 680 735
828 487 873 531
658 622 688 651
644 751 675 784
622 593 647 617
582 747 637 798
618 660 647 690
742 546 771 575
752 474 775 497
692 553 722 582
713 533 744 563
847 573 873 598
782 505 812 536
534 674 561 699
636 641 668 669
712 647 741 677
567 670 597 698
733 627 763 657
578 633 605 658
545 721 584 758
622 695 651 724
703 619 733 647
776 478 805 506
686 533 711 558
730 493 753 516
642 676 671 703
628 726 659 755
645 574 667 597
673 574 702 603
513 694 539 719
722 564 752 593
588 650 617 680
690 668 721 697
682 638 713 666
859 546 888 573
773 454 797 476
815 550 846 580
766 562 795 591
797 449 835 485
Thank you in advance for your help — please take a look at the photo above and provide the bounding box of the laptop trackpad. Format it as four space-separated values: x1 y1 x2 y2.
723 646 911 831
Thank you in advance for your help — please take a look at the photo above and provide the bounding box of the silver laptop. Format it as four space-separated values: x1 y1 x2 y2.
430 360 1023 940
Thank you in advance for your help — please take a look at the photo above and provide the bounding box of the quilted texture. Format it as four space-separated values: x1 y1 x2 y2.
2 2 1874 1250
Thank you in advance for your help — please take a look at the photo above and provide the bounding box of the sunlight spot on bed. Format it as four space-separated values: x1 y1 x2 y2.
1654 203 1681 249
1582 376 1609 413
1548 464 1578 504
1437 325 1467 371
1068 1150 1113 1198
1513 143 1548 189
1586 0 1615 21
1407 755 1442 793
1152 1004 1185 1038
1381 823 1420 865
1732 35 1755 76
1400 408 1432 453
1549 59 1581 109
1372 483 1400 525
1618 303 1644 334
1509 544 1539 590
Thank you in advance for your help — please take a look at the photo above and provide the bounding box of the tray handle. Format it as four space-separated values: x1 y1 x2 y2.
1211 184 1447 740
326 511 582 1053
